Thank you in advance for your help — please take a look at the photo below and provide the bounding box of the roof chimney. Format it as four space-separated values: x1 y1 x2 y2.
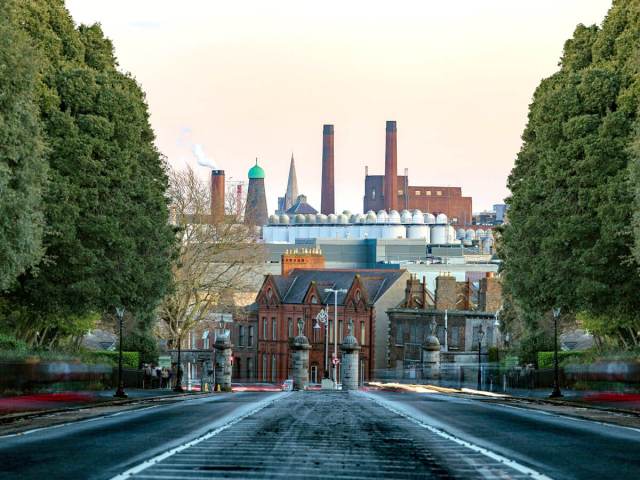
321 124 335 215
384 121 398 211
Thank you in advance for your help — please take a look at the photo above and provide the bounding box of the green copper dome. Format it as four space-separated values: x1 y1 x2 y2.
248 159 265 179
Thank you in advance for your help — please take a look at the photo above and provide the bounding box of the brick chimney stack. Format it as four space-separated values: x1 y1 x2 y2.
384 121 398 212
321 124 335 215
210 170 225 223
281 248 325 276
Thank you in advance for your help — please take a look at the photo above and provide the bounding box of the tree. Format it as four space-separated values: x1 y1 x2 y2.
158 166 264 349
501 1 640 350
0 2 47 291
1 1 174 347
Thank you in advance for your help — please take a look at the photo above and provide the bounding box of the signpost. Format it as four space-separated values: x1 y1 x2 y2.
158 355 171 369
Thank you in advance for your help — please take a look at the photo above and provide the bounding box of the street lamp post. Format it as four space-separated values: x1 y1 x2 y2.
314 308 329 378
325 288 347 386
550 307 563 398
477 325 485 391
174 328 184 393
114 307 127 398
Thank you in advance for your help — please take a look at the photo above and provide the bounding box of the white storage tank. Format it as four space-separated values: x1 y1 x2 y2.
456 228 466 240
431 225 447 244
465 229 476 241
328 214 338 224
376 210 389 223
424 213 436 225
388 210 401 224
412 210 424 224
401 210 412 224
408 224 430 241
279 214 290 225
381 224 406 239
476 229 486 238
447 226 457 243
436 213 448 224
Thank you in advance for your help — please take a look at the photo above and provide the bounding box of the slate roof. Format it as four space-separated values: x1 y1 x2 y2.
271 269 405 305
285 195 318 215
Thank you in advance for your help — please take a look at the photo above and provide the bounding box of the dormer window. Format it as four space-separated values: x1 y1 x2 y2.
311 295 317 304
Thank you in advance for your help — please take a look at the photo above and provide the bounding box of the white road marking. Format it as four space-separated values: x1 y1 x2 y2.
495 402 640 434
360 391 553 480
0 394 223 440
109 392 289 480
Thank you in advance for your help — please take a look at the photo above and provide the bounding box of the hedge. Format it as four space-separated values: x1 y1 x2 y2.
83 351 140 369
537 351 584 369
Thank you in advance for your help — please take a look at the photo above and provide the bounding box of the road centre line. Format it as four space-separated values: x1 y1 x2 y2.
360 391 553 480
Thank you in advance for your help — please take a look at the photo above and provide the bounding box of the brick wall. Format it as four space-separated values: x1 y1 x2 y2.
435 275 457 310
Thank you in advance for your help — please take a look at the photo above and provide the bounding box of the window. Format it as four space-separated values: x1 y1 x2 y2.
262 354 267 381
426 191 432 196
248 326 254 347
271 354 277 382
288 318 293 338
415 191 421 196
311 296 318 304
436 191 442 196
238 326 245 347
235 357 241 379
398 189 404 195
450 326 461 349
329 319 334 341
339 320 343 342
361 321 366 346
372 188 376 200
272 318 277 340
190 331 197 349
262 317 267 340
203 330 210 349
396 323 403 346
311 365 318 384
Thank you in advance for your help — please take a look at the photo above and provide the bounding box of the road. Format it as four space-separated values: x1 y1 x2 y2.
0 390 638 479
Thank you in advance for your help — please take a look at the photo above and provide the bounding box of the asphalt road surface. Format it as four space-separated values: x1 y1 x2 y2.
1 390 639 479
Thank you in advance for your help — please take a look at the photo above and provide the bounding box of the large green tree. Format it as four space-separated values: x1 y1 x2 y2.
502 0 640 349
0 2 47 291
0 1 174 346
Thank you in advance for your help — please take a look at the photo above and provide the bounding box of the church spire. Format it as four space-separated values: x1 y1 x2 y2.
284 153 299 211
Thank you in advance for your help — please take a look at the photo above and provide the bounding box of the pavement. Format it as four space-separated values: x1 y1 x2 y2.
0 389 639 479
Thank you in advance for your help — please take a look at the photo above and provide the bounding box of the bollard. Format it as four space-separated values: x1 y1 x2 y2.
214 333 233 392
291 318 310 391
340 320 360 391
422 319 441 381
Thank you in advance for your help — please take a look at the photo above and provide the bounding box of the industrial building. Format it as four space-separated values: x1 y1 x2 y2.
363 121 473 225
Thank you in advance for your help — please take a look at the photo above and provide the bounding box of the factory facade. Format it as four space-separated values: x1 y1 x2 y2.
254 253 409 382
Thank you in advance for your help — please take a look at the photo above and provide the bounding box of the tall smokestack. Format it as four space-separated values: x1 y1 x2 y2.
321 124 335 215
210 170 225 223
384 120 398 212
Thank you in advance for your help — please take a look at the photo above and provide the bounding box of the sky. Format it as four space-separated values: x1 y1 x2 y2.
66 0 612 214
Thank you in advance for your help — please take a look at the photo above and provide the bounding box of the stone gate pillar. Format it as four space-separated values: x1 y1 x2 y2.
214 331 232 392
422 319 441 381
291 318 310 391
341 319 361 391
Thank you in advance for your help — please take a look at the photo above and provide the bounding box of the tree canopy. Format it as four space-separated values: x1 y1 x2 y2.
0 0 174 347
501 0 640 349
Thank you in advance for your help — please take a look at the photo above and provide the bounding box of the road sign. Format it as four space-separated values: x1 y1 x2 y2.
332 357 340 365
158 355 171 368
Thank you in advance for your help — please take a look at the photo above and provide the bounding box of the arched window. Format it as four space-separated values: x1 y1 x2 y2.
311 295 317 304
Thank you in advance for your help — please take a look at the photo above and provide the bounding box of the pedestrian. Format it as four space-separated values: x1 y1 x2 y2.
143 364 152 389
161 367 169 388
150 364 158 388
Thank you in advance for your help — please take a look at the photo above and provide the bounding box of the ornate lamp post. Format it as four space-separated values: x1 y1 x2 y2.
114 307 127 398
324 288 347 385
173 327 184 393
477 325 485 391
550 307 563 398
314 308 329 378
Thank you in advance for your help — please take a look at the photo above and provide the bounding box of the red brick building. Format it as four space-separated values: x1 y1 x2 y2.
363 175 472 226
255 268 407 384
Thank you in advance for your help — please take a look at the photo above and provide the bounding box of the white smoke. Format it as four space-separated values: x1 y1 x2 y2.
192 144 219 170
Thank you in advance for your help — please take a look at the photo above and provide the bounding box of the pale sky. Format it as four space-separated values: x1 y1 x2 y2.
66 0 612 214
